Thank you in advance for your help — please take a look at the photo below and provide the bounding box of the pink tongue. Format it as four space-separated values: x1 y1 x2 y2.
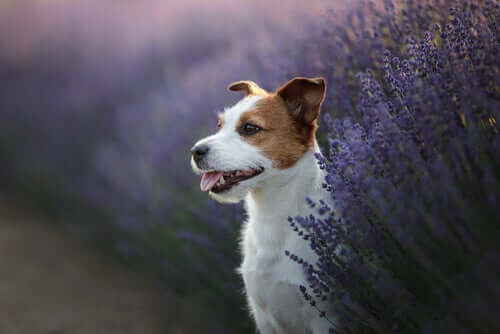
200 172 223 192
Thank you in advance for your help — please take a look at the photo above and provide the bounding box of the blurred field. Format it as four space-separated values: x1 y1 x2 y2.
0 197 207 334
0 1 328 331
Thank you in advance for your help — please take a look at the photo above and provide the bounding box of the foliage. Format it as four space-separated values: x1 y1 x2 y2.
289 1 500 333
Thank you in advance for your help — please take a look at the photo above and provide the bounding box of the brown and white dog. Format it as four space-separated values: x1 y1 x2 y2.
191 77 333 333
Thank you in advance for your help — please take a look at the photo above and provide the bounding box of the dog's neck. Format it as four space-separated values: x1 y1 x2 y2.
246 144 324 222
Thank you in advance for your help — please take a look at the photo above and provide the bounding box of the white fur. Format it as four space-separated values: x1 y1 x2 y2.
191 96 273 203
192 96 334 333
240 147 334 334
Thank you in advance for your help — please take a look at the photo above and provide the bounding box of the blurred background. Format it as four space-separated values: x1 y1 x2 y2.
0 0 335 332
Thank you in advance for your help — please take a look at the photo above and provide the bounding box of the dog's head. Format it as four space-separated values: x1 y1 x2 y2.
191 76 326 203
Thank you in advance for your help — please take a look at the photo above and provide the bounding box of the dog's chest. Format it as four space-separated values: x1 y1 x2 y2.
239 210 318 330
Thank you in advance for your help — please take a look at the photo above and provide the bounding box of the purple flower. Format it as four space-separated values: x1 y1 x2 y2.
289 1 500 332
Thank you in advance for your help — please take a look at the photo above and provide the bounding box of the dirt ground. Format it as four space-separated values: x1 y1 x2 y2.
0 199 203 334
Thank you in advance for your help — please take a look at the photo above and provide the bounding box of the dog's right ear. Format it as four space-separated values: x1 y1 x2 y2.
227 80 268 96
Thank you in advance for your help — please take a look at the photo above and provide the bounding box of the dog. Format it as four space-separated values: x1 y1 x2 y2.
191 77 333 333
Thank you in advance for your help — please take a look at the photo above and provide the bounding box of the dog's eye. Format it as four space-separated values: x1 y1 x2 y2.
217 120 223 129
240 123 261 135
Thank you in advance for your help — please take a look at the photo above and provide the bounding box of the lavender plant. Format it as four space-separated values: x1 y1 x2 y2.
289 1 500 333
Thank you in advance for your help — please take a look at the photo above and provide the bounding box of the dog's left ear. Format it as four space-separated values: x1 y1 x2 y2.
276 77 326 124
227 80 268 96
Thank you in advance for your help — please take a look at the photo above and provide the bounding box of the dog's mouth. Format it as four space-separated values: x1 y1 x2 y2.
200 168 264 193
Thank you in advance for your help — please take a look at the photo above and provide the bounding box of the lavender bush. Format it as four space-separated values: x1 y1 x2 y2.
289 1 500 333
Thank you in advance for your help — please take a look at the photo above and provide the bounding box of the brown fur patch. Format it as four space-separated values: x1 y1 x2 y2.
217 114 225 130
237 95 318 169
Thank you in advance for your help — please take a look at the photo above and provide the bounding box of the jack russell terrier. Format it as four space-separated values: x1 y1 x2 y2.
191 77 333 333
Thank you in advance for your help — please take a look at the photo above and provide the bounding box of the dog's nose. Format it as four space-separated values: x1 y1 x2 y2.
191 144 209 161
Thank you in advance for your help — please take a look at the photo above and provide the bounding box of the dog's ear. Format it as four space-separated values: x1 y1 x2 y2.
227 80 268 96
276 77 326 124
